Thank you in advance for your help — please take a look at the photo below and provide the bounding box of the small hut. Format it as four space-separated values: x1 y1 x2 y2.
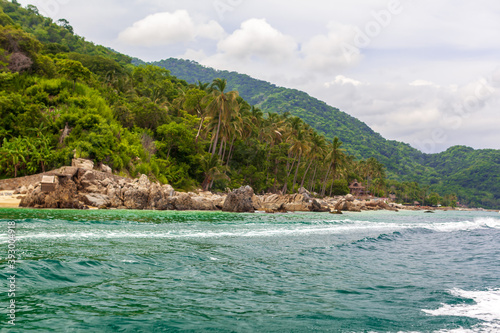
349 179 366 196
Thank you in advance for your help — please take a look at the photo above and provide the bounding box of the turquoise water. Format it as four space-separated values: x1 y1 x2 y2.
1 209 499 332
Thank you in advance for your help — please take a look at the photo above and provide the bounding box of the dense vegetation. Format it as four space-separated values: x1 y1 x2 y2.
153 58 500 209
0 1 498 209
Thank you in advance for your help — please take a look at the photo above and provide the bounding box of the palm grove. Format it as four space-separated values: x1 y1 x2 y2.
0 1 457 207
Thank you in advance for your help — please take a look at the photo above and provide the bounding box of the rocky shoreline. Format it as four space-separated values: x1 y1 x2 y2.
9 162 450 214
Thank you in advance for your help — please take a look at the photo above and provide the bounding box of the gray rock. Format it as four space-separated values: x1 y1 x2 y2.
147 183 164 210
173 192 195 210
138 174 150 188
298 187 312 199
100 178 114 188
123 184 149 210
162 184 175 197
20 178 85 209
100 164 112 174
72 158 94 170
82 193 111 208
222 186 255 213
107 186 123 208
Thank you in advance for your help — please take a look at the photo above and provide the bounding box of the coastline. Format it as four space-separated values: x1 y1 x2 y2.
1 188 494 214
1 163 497 213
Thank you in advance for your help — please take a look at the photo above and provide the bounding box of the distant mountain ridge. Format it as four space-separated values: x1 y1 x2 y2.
151 58 500 209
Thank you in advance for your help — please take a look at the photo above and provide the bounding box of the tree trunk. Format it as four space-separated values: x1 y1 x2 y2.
220 138 226 161
328 163 337 197
201 175 211 191
211 112 222 157
195 116 205 143
308 164 318 192
292 153 302 193
301 158 314 188
226 137 236 165
321 164 332 196
282 154 297 194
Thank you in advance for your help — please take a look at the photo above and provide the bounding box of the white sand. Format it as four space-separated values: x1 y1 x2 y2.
0 191 23 208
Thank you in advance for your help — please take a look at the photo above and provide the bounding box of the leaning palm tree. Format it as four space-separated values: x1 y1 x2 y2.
205 78 239 158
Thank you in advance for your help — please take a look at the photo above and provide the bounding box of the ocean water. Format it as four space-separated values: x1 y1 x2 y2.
1 209 499 332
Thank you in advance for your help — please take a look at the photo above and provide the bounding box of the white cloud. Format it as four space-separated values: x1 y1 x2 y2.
118 10 225 46
325 75 363 88
410 80 439 87
317 73 500 153
197 20 226 40
217 18 297 63
302 22 362 72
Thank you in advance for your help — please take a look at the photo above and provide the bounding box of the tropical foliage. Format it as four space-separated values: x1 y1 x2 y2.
153 59 500 209
1 1 498 209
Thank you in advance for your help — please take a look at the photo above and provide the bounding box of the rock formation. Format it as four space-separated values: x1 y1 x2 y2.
222 186 256 213
18 159 404 213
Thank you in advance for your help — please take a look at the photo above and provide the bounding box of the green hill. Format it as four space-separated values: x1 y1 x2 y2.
152 58 500 209
1 1 498 209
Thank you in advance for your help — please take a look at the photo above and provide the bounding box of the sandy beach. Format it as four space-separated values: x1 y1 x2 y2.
0 191 22 208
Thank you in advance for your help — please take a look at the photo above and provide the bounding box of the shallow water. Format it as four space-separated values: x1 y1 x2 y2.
1 209 499 332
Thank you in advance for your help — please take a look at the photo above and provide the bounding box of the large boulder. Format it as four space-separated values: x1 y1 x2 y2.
171 192 195 210
191 197 217 210
78 170 102 193
81 193 111 208
147 182 164 210
310 199 328 212
123 183 149 210
20 178 85 209
19 186 46 208
298 187 312 199
263 203 288 213
346 201 362 212
222 186 255 213
107 185 124 208
335 199 348 211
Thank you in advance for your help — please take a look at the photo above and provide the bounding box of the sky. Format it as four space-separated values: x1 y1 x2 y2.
18 0 500 153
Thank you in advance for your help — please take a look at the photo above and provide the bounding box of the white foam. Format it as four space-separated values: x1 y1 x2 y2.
433 323 500 333
2 222 405 242
423 288 500 332
424 218 500 233
2 216 498 243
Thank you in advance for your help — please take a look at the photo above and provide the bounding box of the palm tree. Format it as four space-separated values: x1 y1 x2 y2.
301 131 326 190
281 116 304 193
321 137 346 196
205 78 239 158
290 128 310 192
197 80 211 92
262 112 284 190
200 154 229 191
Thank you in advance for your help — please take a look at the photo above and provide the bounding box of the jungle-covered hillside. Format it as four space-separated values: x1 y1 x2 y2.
1 1 498 208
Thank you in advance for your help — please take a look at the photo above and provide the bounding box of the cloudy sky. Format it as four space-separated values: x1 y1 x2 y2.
18 0 500 153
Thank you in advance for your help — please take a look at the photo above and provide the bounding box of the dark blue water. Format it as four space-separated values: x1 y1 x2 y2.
1 209 499 332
